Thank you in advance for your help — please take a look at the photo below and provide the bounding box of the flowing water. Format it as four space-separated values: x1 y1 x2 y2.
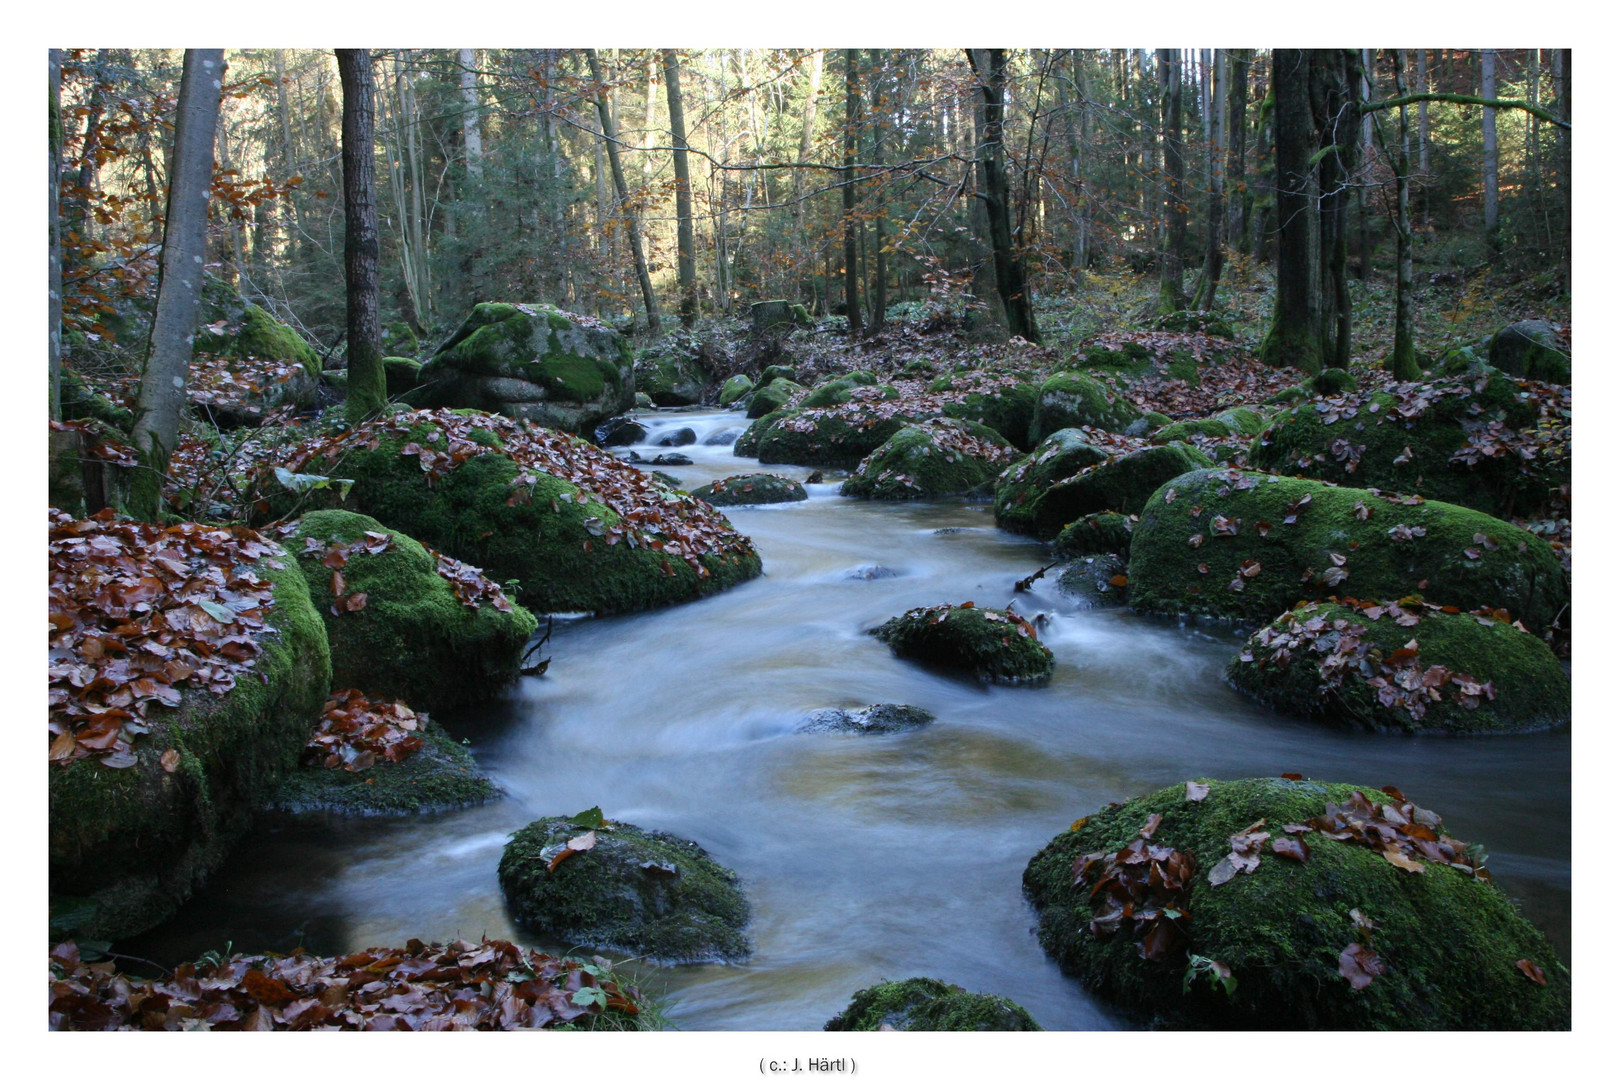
128 408 1572 1030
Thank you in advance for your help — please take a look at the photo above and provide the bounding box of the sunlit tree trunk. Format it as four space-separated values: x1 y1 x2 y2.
967 48 1040 343
587 49 661 334
127 50 224 520
1192 49 1227 310
842 49 863 335
867 48 887 332
663 49 697 327
791 50 824 306
459 49 483 183
337 49 385 421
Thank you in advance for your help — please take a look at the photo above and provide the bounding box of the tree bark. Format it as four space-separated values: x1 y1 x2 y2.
867 48 887 332
1481 49 1499 235
791 50 824 305
967 48 1040 343
842 49 863 334
459 48 484 183
338 49 385 421
1192 49 1226 311
587 49 661 334
1314 49 1356 369
663 49 698 327
1388 51 1419 381
1226 50 1250 254
1157 49 1188 313
127 49 225 520
1257 49 1322 372
49 49 64 421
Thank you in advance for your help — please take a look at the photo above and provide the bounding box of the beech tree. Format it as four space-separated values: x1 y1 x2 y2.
662 50 697 327
126 49 224 520
337 48 385 420
967 48 1039 343
586 49 661 334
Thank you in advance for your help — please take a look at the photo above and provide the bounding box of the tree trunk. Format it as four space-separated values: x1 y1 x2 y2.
1257 49 1322 372
1192 49 1226 310
126 50 225 520
1389 51 1420 381
459 48 483 183
1157 49 1188 313
1226 50 1249 254
338 49 385 421
1481 49 1499 235
587 49 661 334
867 48 887 333
1556 49 1570 269
663 49 698 328
1314 49 1356 369
791 49 825 300
49 49 63 421
967 48 1040 343
1357 49 1374 279
1417 49 1431 223
841 49 863 335
65 51 107 250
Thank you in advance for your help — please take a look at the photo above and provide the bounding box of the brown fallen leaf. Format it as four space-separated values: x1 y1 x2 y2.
160 748 181 773
1185 781 1210 802
1515 959 1547 986
1339 942 1384 989
1271 836 1309 862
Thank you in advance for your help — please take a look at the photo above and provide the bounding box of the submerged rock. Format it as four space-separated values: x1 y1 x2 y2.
498 816 750 965
596 417 647 447
656 426 697 447
1056 554 1130 608
691 473 808 507
824 978 1042 1031
1053 512 1136 558
268 716 497 816
1023 777 1570 1029
1228 600 1570 734
846 564 899 580
800 704 935 735
872 602 1054 685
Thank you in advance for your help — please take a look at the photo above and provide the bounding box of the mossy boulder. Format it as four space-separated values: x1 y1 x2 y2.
754 407 922 468
1127 469 1568 634
824 978 1042 1031
872 603 1053 684
692 473 808 507
382 320 420 357
937 376 1042 451
733 410 783 457
1228 601 1570 734
1487 320 1569 384
1246 370 1562 519
1057 554 1131 607
49 552 331 940
416 303 635 434
747 377 805 419
1018 442 1215 539
275 409 761 616
1030 371 1142 444
1153 407 1266 444
757 364 796 390
1023 777 1570 1029
498 816 750 965
267 718 496 815
382 356 422 398
635 341 710 406
193 300 322 379
718 374 754 407
841 418 1016 500
801 374 898 409
993 429 1109 535
1312 368 1359 396
1054 512 1136 558
287 510 537 712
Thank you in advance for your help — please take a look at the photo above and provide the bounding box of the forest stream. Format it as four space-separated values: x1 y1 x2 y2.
124 408 1571 1031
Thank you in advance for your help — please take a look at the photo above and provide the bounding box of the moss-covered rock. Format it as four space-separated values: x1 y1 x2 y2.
1030 371 1141 444
824 978 1042 1031
59 368 134 431
993 429 1110 535
1127 469 1568 634
747 377 805 419
1487 320 1569 384
1153 407 1267 444
1312 368 1359 396
1247 370 1564 519
757 364 796 389
1019 442 1215 539
872 603 1053 684
718 374 754 407
841 418 1017 500
1228 601 1570 734
287 510 537 711
936 375 1042 451
267 718 496 815
691 473 808 507
415 303 635 434
206 302 322 378
1023 777 1570 1029
272 409 761 616
498 816 750 965
1056 554 1131 607
733 410 784 457
754 406 922 468
635 339 710 406
383 320 420 357
801 374 898 409
49 551 331 940
382 356 422 398
1054 512 1136 558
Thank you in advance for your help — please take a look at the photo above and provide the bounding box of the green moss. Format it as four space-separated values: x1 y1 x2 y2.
757 364 796 389
872 604 1054 684
993 429 1109 535
841 419 1013 500
824 978 1042 1031
1127 469 1569 633
49 553 331 940
1021 442 1214 539
719 374 754 406
267 720 496 815
1312 368 1359 396
747 377 804 419
1023 777 1570 1029
60 368 133 431
635 343 708 406
498 817 750 965
382 356 422 398
692 473 808 507
537 353 609 403
755 407 921 468
939 380 1041 451
733 410 784 457
1229 602 1570 734
383 320 420 356
237 303 321 377
1487 322 1569 384
289 509 537 711
1030 371 1141 444
1054 512 1135 558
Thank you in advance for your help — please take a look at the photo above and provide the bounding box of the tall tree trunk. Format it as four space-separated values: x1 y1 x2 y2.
1481 49 1499 235
967 48 1040 343
663 49 698 327
337 49 385 421
1556 49 1570 274
1157 48 1188 313
1192 49 1227 310
65 51 107 250
1248 54 1273 262
49 49 64 420
1315 49 1356 369
1226 49 1249 254
587 49 661 334
641 51 660 178
841 49 863 335
1417 49 1431 223
791 49 824 302
1357 48 1374 280
459 48 483 183
1388 51 1419 381
1257 49 1322 372
867 48 887 333
1064 49 1090 272
127 50 224 520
